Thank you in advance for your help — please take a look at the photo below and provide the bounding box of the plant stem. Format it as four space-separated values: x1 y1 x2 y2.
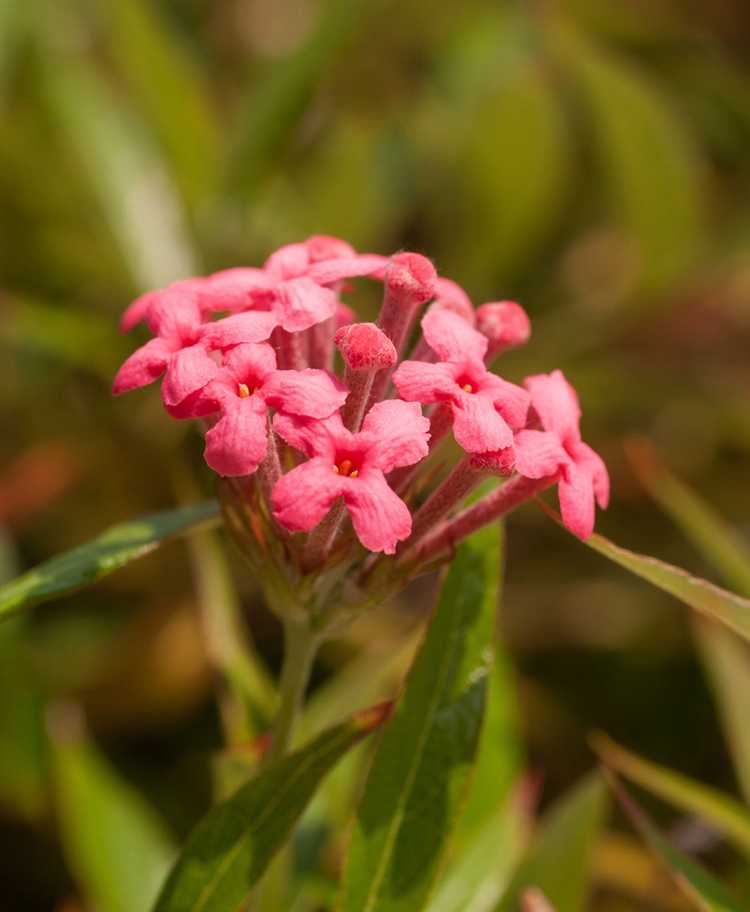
263 617 320 767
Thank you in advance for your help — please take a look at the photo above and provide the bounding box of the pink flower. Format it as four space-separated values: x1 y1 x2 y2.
476 301 531 356
392 309 530 455
120 235 386 335
514 370 609 540
189 343 347 477
271 401 430 553
113 291 277 411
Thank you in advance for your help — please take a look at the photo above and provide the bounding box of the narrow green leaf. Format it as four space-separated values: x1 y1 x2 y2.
593 733 750 857
104 0 221 206
607 771 743 912
627 441 750 597
428 523 524 912
34 40 196 289
550 20 702 295
496 773 607 912
427 797 526 912
626 444 750 805
153 705 389 912
0 501 220 618
340 527 498 912
694 622 750 809
549 509 750 642
51 707 175 912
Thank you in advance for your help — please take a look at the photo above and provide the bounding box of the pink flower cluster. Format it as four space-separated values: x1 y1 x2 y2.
114 236 608 561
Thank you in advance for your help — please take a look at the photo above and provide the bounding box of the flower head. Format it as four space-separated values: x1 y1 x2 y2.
272 401 430 554
514 370 609 539
393 308 529 455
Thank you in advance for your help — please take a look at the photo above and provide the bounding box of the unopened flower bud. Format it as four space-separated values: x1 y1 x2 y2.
476 301 531 357
335 322 397 372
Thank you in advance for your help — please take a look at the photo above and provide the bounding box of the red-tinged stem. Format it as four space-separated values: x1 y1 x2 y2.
404 457 487 551
302 499 347 572
406 336 436 364
274 328 307 371
406 474 556 566
389 404 454 496
308 316 335 370
341 368 377 431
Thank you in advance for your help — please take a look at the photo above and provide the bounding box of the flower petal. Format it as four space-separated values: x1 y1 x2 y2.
480 374 530 429
200 268 273 313
161 344 219 409
392 359 459 404
222 342 277 385
344 469 412 554
558 460 596 540
263 242 311 280
524 370 581 443
431 277 474 323
451 393 513 454
199 311 277 349
271 457 344 531
204 396 268 476
262 369 347 418
572 441 610 509
306 254 388 286
120 289 158 333
514 429 567 479
145 287 203 341
421 308 487 363
273 277 337 332
360 400 431 473
112 337 174 395
273 413 345 460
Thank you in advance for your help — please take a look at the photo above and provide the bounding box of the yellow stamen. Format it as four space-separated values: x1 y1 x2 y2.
238 383 250 398
350 470 359 478
462 383 474 393
332 464 339 473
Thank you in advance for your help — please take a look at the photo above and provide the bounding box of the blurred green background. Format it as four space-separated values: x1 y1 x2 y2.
2 0 750 908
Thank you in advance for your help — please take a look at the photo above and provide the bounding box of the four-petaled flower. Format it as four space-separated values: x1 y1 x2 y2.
187 343 347 477
113 292 277 413
514 370 610 540
272 401 430 554
392 308 530 455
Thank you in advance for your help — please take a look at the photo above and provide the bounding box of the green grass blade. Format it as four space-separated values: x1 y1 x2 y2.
340 525 499 912
495 773 608 912
607 771 743 912
51 707 175 912
0 501 220 618
152 705 389 912
103 0 221 207
593 733 750 857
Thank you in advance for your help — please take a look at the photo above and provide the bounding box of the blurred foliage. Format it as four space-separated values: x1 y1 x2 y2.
1 0 750 908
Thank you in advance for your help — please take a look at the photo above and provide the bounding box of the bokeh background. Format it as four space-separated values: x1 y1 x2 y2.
2 0 750 908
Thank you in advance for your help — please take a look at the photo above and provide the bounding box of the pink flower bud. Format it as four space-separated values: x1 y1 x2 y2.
476 301 531 356
384 253 437 310
335 322 397 372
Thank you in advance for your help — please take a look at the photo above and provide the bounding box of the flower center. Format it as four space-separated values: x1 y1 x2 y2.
462 383 474 393
333 458 359 478
237 383 251 398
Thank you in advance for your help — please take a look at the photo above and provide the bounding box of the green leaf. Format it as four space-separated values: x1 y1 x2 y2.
51 707 175 912
339 526 498 912
627 441 750 597
593 732 750 857
427 797 526 912
495 773 608 912
104 0 220 207
428 523 524 912
626 444 750 805
607 771 743 912
0 501 220 618
550 509 750 642
550 20 702 295
33 33 196 290
695 622 750 809
153 705 389 912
